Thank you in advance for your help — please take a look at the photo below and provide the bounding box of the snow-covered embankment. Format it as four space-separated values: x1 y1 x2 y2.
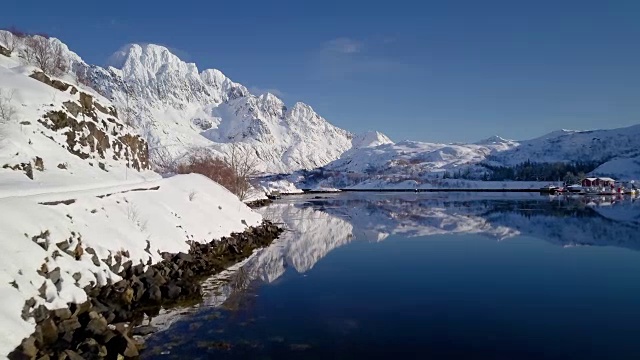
0 174 263 358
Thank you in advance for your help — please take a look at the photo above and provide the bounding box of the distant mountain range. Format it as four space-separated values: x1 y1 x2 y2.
2 31 639 183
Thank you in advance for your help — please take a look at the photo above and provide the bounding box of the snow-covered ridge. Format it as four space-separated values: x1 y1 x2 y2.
490 124 640 167
284 121 640 190
71 42 355 173
351 131 393 149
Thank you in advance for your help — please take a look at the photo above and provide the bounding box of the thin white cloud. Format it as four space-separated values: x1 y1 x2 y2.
311 37 408 79
249 86 285 98
322 37 363 54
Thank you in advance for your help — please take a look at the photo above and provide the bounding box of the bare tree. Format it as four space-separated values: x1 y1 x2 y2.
149 146 178 173
0 89 17 123
0 30 20 53
74 66 91 87
176 148 236 191
222 143 260 201
119 81 138 127
22 36 68 76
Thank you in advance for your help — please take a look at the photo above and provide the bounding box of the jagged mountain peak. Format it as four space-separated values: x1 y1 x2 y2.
352 131 394 149
475 135 513 145
258 92 285 107
200 68 236 88
105 43 201 85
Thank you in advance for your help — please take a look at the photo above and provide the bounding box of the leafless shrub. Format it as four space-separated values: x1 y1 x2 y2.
0 30 20 52
126 204 148 231
149 146 178 173
3 26 27 38
188 190 197 201
21 36 68 76
176 149 237 192
222 143 260 201
119 81 137 127
175 147 256 200
0 89 17 123
74 66 91 87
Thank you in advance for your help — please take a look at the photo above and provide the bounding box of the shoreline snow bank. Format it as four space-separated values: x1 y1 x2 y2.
0 173 261 359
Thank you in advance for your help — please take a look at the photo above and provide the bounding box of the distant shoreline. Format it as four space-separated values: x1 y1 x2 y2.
299 188 544 194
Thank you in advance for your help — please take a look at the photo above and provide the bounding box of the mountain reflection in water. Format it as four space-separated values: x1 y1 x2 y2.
143 193 640 360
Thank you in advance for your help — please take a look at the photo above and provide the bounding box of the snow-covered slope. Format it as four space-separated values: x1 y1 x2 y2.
489 125 640 167
591 156 640 179
0 43 156 196
287 123 640 190
0 35 265 358
74 43 355 173
351 131 393 149
290 138 520 189
0 174 261 358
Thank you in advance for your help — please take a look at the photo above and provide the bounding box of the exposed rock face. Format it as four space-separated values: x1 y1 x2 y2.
29 71 78 94
27 71 151 171
0 44 10 57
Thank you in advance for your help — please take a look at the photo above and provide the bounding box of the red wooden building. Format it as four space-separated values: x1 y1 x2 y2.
581 177 616 188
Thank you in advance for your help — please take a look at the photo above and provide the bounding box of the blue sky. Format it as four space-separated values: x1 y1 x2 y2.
2 0 638 143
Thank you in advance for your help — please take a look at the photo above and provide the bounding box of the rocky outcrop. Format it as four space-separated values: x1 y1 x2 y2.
9 221 283 360
0 44 10 57
245 198 273 208
39 103 148 170
29 71 78 94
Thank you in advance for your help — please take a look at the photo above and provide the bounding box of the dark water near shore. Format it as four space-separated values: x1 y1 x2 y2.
143 193 640 360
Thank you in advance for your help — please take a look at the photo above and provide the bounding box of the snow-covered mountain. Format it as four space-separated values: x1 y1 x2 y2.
70 43 355 173
6 31 639 183
281 123 640 190
488 125 640 167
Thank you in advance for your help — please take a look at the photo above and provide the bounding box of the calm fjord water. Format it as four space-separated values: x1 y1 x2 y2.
144 193 640 359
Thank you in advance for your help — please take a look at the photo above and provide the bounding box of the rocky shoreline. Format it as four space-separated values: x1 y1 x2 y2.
245 198 273 208
8 221 283 360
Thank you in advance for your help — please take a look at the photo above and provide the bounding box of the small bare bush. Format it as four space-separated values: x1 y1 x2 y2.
3 26 27 38
126 204 148 231
176 150 237 193
22 36 68 76
170 145 260 200
119 81 137 127
0 30 20 52
222 143 260 201
0 89 17 123
188 190 197 201
74 66 91 87
149 146 178 173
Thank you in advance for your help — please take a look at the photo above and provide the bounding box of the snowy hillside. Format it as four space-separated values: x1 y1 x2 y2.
0 42 156 196
281 124 640 190
288 137 521 190
488 125 640 167
0 34 266 358
73 43 355 173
